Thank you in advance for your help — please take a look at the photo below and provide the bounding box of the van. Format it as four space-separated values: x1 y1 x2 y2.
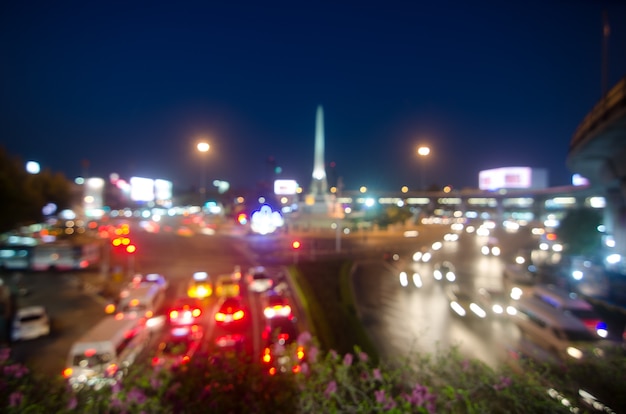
111 284 165 320
63 315 149 389
532 284 606 336
511 296 606 361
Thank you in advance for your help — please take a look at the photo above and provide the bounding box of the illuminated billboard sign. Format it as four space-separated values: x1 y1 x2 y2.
479 167 547 191
274 179 298 195
130 177 155 202
155 179 173 201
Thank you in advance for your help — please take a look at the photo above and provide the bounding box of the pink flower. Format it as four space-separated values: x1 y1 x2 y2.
0 348 10 364
375 389 386 403
127 387 147 405
358 351 369 362
297 331 312 345
9 391 22 407
343 353 353 366
373 368 382 381
493 376 512 391
307 346 319 363
324 380 337 397
329 349 338 360
300 362 309 375
67 397 77 410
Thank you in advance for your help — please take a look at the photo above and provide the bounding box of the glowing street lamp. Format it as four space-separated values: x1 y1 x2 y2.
196 141 210 195
416 145 431 190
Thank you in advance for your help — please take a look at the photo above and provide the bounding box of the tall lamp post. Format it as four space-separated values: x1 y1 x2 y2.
196 141 210 196
416 145 431 191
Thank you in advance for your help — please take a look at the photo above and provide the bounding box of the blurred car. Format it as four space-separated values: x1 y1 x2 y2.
481 237 501 256
247 267 273 293
214 297 247 326
412 247 432 263
261 318 305 375
433 261 456 282
152 324 204 369
12 306 50 341
533 284 607 337
214 332 246 354
476 287 517 316
129 273 168 291
445 285 487 319
262 291 292 319
187 272 213 299
215 274 240 298
168 298 204 326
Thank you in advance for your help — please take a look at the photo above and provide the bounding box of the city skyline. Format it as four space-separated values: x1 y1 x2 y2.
2 1 626 193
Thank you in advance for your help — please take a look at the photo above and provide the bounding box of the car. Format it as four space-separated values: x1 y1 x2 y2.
481 237 501 256
168 298 204 326
412 247 432 263
476 288 517 316
215 274 240 298
532 284 607 337
214 297 247 326
12 306 50 341
187 272 213 299
262 291 292 319
129 273 168 291
261 318 305 375
247 267 273 293
445 285 487 319
152 325 204 369
433 261 456 282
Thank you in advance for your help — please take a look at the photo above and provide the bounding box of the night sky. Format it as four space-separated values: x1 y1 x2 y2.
2 1 626 193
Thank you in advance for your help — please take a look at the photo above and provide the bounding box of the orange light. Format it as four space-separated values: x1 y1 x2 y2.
297 346 305 360
262 348 271 363
192 309 201 317
215 312 226 322
547 233 557 241
62 368 73 378
105 363 117 376
292 241 301 249
105 304 116 314
269 367 276 375
112 238 122 247
292 364 301 373
182 355 190 364
126 245 136 254
170 310 179 319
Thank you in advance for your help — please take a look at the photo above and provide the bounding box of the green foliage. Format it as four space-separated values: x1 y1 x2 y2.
0 146 72 233
556 208 603 257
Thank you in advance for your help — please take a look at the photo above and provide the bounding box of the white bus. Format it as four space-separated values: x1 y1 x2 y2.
63 315 149 390
31 241 100 271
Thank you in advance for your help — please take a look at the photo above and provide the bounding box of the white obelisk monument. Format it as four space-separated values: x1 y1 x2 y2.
310 105 328 199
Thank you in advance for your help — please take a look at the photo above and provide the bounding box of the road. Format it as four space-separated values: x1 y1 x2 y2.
351 224 550 368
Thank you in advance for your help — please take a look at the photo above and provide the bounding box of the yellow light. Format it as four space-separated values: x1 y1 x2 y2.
330 186 337 193
443 185 452 193
197 142 210 153
360 186 367 193
401 186 408 193
417 146 430 156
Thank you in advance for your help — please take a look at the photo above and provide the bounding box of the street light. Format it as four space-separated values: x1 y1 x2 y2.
416 145 431 191
196 141 210 195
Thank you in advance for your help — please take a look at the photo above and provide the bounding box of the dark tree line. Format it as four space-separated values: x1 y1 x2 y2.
0 147 72 233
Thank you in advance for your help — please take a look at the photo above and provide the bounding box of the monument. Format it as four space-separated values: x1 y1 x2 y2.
303 105 332 215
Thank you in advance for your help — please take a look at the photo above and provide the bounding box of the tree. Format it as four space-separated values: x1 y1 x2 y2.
556 207 603 257
0 147 72 232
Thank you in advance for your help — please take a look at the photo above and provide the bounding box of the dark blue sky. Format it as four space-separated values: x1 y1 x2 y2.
2 1 626 193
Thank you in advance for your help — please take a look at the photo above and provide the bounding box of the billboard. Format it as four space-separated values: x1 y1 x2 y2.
155 179 173 201
479 167 547 191
130 177 155 202
274 179 298 195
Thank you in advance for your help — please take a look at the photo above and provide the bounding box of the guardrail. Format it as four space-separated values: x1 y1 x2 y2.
571 76 626 150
